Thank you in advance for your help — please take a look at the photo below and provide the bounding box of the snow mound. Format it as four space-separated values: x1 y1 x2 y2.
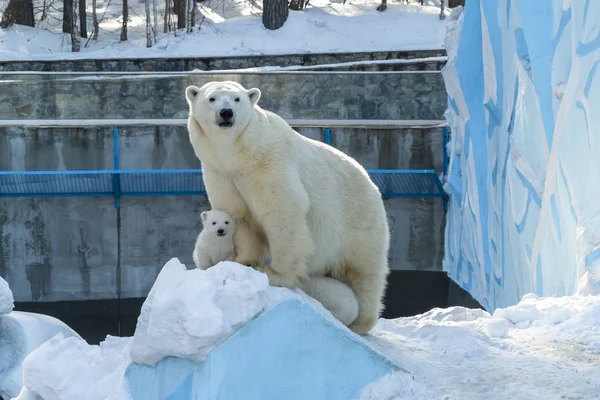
131 258 343 366
361 284 600 400
1 276 14 315
14 334 132 400
14 258 345 399
1 312 81 400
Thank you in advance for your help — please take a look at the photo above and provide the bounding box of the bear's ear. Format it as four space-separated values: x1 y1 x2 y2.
201 211 208 222
185 85 201 105
247 88 261 106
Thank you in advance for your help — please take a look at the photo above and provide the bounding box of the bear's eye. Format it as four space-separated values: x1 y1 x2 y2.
234 97 240 102
212 222 216 225
209 97 215 102
225 221 229 224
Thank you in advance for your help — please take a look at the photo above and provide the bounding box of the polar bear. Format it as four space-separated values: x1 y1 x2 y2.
193 209 236 270
185 80 390 334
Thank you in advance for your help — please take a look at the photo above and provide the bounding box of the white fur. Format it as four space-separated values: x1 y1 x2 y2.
299 276 359 327
185 81 390 334
193 209 236 270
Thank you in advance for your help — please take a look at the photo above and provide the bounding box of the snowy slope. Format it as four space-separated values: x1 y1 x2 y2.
362 284 600 399
0 0 447 61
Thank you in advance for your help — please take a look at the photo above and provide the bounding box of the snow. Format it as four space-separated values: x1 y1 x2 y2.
0 0 447 61
130 258 343 366
0 276 14 315
14 258 347 399
360 281 600 399
10 258 600 400
0 311 82 399
442 0 600 311
14 334 132 400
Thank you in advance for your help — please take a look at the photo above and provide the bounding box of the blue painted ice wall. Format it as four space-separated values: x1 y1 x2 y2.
442 0 600 311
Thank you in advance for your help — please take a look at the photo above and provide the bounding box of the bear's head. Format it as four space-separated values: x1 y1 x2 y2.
201 209 236 239
185 81 261 137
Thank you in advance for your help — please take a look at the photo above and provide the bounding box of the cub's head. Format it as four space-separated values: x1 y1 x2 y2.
185 81 261 137
201 209 236 239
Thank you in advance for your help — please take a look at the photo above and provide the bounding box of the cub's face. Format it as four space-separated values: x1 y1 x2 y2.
185 81 261 137
201 209 236 239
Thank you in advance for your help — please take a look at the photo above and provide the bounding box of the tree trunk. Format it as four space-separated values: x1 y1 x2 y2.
185 0 192 32
120 0 128 41
173 0 185 29
91 0 99 39
0 0 34 28
62 0 72 32
40 0 48 22
145 0 151 47
190 2 195 28
448 0 464 7
262 0 288 30
152 0 158 40
79 0 87 38
163 0 169 32
288 0 305 11
71 0 81 51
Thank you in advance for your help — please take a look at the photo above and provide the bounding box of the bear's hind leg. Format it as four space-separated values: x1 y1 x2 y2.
336 255 389 335
299 276 359 327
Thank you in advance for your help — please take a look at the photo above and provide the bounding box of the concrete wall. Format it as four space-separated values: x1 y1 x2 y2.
0 125 445 302
0 71 446 120
0 70 447 303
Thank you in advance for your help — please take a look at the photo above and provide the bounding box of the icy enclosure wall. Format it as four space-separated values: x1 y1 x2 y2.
442 0 600 311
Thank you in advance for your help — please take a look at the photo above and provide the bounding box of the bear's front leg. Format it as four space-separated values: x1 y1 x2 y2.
240 171 314 288
233 217 266 267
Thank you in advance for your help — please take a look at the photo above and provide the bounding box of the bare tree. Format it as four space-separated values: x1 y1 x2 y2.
152 0 158 40
1 0 34 28
163 0 169 32
145 0 152 46
288 0 307 11
120 0 128 40
71 0 81 51
91 0 99 39
173 0 185 29
79 0 87 37
185 0 192 33
40 0 48 22
63 0 72 32
262 0 287 30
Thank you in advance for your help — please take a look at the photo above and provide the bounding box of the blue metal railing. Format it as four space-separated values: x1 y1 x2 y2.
0 126 450 206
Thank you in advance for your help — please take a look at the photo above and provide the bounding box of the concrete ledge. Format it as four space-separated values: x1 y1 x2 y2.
0 119 447 129
125 298 399 400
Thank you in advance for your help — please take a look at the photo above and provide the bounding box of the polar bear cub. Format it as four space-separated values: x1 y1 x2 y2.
193 209 236 270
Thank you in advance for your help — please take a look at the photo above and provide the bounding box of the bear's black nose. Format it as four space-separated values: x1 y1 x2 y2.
220 108 234 120
217 229 224 235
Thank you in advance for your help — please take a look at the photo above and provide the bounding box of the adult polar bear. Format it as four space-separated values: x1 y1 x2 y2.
185 81 390 334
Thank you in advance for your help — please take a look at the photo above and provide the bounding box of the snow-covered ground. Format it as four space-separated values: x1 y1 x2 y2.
9 259 600 400
0 0 447 61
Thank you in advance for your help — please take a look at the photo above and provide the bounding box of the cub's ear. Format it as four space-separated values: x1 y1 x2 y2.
201 211 208 222
185 85 201 105
247 88 261 107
